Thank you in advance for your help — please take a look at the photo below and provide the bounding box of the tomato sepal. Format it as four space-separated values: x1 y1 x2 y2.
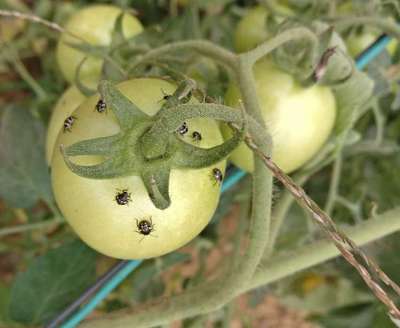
60 80 245 209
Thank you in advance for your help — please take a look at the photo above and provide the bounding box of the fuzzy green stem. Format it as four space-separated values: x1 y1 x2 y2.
128 40 237 74
324 152 343 216
372 101 385 146
0 217 63 238
13 57 47 99
250 206 400 290
243 27 318 65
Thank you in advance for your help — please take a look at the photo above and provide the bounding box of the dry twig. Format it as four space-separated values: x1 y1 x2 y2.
244 132 400 319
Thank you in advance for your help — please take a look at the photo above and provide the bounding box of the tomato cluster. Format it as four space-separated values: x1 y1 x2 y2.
48 4 342 259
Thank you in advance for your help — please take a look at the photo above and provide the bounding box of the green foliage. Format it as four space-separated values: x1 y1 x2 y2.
0 106 53 208
313 302 396 328
9 240 96 325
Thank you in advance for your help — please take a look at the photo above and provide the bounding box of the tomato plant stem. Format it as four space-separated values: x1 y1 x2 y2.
128 40 237 74
251 206 400 290
1 43 47 99
324 152 343 216
243 27 318 65
0 217 63 238
243 132 400 318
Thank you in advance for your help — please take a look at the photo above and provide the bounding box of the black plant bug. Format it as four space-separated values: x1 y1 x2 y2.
95 99 107 113
115 189 131 205
192 131 202 142
136 218 156 241
177 122 188 135
159 89 172 102
63 116 77 132
211 168 223 185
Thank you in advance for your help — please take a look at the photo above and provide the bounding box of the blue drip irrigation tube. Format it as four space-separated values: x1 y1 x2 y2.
61 260 141 328
60 34 393 328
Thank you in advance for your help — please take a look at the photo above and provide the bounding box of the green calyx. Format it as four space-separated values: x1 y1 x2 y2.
61 79 246 210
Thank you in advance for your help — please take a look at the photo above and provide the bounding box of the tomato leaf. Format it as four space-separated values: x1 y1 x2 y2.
8 240 97 326
312 302 396 328
0 106 53 208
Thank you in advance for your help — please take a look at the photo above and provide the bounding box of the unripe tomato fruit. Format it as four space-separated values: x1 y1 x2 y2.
51 78 225 259
234 5 293 53
222 59 336 173
46 86 86 165
56 5 143 87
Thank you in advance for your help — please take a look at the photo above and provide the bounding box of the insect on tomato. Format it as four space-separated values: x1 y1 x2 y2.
51 78 226 259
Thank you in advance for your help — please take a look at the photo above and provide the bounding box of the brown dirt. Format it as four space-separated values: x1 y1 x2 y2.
163 206 316 328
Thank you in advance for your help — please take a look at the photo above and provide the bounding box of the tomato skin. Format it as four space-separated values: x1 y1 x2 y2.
46 86 86 165
234 5 293 53
234 6 269 53
222 59 336 173
51 78 225 259
56 5 143 87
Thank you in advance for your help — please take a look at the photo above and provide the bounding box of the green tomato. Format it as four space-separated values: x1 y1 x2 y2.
345 31 397 58
46 86 86 165
51 78 225 259
234 5 293 53
234 6 269 53
222 59 336 173
56 5 143 87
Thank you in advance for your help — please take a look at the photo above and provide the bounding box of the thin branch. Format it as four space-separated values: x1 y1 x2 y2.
1 42 47 99
243 27 318 65
0 9 83 41
0 10 126 78
372 101 385 146
250 206 400 290
127 40 238 74
324 152 343 216
243 132 400 319
0 217 63 238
